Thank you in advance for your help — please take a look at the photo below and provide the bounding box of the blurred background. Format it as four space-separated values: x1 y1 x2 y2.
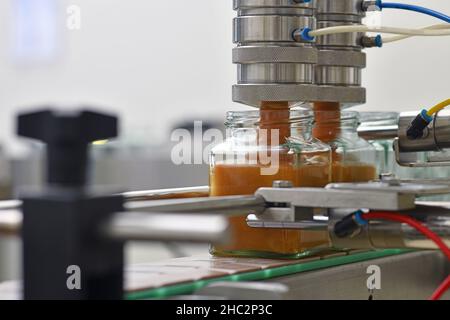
0 0 449 281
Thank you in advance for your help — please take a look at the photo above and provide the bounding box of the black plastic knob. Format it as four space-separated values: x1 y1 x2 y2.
18 109 118 186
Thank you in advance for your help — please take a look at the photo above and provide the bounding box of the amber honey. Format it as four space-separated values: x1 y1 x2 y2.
210 101 376 258
210 102 331 258
313 102 377 183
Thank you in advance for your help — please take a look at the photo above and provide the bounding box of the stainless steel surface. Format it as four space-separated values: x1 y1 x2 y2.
247 215 328 230
313 0 366 106
272 180 293 188
233 16 315 44
103 212 230 244
395 110 450 166
316 21 363 50
315 66 361 86
237 7 314 17
126 195 266 215
238 63 314 84
316 0 365 22
326 181 450 195
232 83 366 106
318 50 366 67
0 206 233 243
0 189 265 237
434 110 450 150
357 124 398 140
234 0 313 17
122 186 209 201
394 139 450 167
232 46 317 64
398 110 450 153
267 251 450 300
0 186 212 210
398 112 437 152
232 0 319 107
256 187 416 210
234 0 314 10
232 0 368 106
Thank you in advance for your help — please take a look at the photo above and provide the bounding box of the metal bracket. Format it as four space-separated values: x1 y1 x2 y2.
394 139 450 167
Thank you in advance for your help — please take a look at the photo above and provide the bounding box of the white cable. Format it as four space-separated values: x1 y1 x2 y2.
383 24 450 43
308 25 450 37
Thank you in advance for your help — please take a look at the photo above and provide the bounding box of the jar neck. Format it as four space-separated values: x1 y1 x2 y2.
225 109 314 145
312 110 360 142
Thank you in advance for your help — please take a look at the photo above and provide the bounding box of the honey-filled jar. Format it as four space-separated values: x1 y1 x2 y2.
313 103 377 182
209 104 332 258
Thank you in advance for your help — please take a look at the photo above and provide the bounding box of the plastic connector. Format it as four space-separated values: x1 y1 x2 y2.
406 109 432 140
361 35 383 48
362 0 382 12
300 27 314 41
333 210 366 238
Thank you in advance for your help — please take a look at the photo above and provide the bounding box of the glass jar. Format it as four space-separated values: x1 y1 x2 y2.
209 108 332 258
358 112 430 180
359 112 399 175
359 112 450 201
312 110 377 182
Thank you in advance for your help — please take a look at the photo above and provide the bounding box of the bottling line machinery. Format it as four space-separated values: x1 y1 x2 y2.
0 0 450 300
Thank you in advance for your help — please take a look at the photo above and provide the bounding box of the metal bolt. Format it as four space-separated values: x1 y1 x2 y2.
272 180 293 188
379 173 401 186
380 172 395 180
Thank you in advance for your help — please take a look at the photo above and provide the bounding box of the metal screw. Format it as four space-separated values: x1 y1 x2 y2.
272 180 293 188
379 173 401 186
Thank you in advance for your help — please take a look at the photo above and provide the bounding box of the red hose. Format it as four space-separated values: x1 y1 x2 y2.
363 212 450 300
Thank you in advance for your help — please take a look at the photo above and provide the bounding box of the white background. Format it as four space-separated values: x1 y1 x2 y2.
0 0 449 153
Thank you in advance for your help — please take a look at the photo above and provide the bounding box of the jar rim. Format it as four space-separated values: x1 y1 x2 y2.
359 112 399 123
312 110 359 120
225 109 314 128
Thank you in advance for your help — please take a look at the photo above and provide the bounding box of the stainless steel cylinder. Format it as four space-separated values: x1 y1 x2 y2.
234 15 315 44
316 0 365 23
398 110 450 152
315 66 361 86
232 0 367 107
314 0 366 104
232 0 319 106
316 21 364 50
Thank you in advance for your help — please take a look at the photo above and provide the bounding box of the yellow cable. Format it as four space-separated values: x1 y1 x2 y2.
427 99 450 117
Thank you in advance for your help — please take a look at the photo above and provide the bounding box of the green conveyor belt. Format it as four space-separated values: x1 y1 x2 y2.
126 249 409 300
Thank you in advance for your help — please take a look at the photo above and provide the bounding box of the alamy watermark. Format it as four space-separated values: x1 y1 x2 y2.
366 265 381 291
66 265 81 290
67 5 82 30
170 121 282 176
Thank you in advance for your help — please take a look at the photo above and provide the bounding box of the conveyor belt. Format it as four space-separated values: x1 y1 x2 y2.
125 249 408 300
0 249 428 300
